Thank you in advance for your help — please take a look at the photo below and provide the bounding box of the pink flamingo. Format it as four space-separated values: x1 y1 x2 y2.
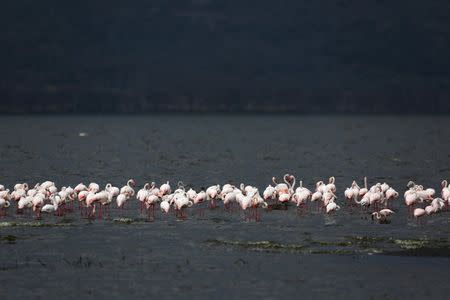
413 208 426 224
371 209 395 223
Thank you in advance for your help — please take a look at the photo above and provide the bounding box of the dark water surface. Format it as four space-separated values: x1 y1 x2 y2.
0 115 449 299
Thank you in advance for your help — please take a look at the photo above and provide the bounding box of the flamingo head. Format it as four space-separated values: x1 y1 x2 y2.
78 192 87 201
406 181 416 189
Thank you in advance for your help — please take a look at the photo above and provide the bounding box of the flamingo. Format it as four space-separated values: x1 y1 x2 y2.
137 183 151 213
47 185 58 196
292 181 311 208
0 190 10 200
239 183 256 195
41 203 58 214
326 177 336 193
369 183 382 193
40 181 55 190
174 181 186 194
278 192 291 203
0 198 11 216
86 191 110 218
431 198 445 212
275 175 294 204
263 185 277 201
326 200 340 214
116 193 129 211
158 181 171 197
88 182 100 193
249 191 268 221
148 182 160 196
371 209 395 223
27 186 39 197
413 208 426 223
186 188 197 202
11 188 26 202
14 183 29 191
105 183 120 197
206 184 220 208
404 191 419 215
238 191 253 212
160 198 171 214
368 187 384 209
356 193 371 208
385 188 399 204
74 183 88 194
425 205 436 215
173 192 193 218
322 191 337 207
18 196 33 211
194 189 206 204
315 181 328 194
272 175 290 195
380 183 390 193
251 193 268 209
220 184 235 199
145 194 160 219
311 190 323 211
58 187 75 212
120 179 136 197
294 180 311 195
292 191 310 207
50 194 67 216
416 188 435 202
223 189 240 209
32 194 45 218
344 182 356 202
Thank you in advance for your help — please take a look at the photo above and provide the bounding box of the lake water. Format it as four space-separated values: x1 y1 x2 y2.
0 115 449 299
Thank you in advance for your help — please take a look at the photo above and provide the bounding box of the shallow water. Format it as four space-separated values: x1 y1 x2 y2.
0 115 449 299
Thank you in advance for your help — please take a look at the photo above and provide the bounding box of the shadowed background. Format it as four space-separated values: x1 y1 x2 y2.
0 0 449 113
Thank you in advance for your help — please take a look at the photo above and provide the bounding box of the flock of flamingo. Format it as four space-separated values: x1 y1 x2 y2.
0 174 449 222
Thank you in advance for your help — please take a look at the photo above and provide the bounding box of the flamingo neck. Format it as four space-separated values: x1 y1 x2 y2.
272 177 278 185
283 174 290 186
289 176 296 192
